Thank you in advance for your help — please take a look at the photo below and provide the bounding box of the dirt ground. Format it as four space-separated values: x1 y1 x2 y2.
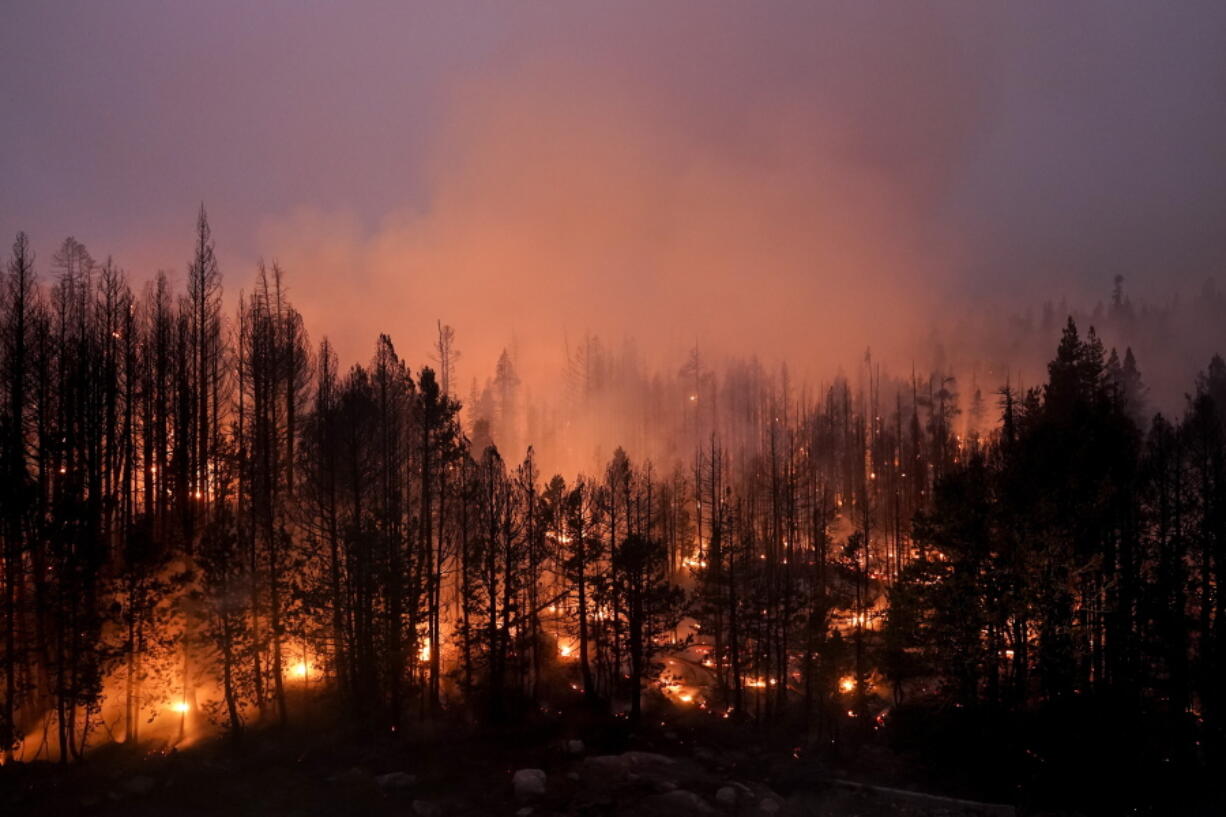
0 706 1186 817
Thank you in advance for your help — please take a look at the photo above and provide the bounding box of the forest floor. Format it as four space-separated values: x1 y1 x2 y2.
0 703 1157 817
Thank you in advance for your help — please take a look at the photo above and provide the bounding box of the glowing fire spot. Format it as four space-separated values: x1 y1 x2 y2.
559 643 573 658
418 639 431 663
291 661 310 679
679 693 694 703
839 676 855 693
170 701 190 713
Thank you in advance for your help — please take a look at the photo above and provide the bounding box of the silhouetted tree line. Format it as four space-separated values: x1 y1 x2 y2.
0 214 693 760
0 215 1221 802
882 320 1225 797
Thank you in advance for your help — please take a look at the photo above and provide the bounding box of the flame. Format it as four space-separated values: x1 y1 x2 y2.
418 638 431 663
839 676 855 693
170 701 190 713
291 660 310 679
663 680 700 705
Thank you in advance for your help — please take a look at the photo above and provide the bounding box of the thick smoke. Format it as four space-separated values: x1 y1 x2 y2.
3 2 1225 472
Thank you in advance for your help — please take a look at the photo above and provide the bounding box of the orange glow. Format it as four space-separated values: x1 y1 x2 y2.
839 676 855 693
170 701 190 713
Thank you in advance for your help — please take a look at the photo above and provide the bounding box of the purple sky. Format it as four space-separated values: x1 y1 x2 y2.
2 2 1225 374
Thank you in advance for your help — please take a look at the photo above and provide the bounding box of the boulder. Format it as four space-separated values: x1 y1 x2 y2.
623 750 676 767
565 739 585 755
715 786 738 809
375 771 417 792
582 751 680 789
513 768 548 801
582 754 631 786
412 799 443 817
643 789 715 815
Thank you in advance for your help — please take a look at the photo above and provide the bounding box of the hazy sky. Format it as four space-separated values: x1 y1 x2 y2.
3 2 1225 377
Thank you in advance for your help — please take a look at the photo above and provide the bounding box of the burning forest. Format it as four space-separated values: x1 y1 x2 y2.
0 216 1223 815
3 3 1226 816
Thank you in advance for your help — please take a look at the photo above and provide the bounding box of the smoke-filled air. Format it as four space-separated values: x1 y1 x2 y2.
2 3 1225 816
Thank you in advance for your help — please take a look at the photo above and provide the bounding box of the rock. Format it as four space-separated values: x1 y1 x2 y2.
582 754 631 786
565 738 586 754
581 750 676 789
516 808 534 817
653 779 678 793
715 786 738 809
757 798 780 815
513 768 547 801
585 754 628 771
375 771 417 792
566 771 581 781
729 782 753 796
643 789 715 814
121 775 156 796
412 799 443 817
623 750 676 767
